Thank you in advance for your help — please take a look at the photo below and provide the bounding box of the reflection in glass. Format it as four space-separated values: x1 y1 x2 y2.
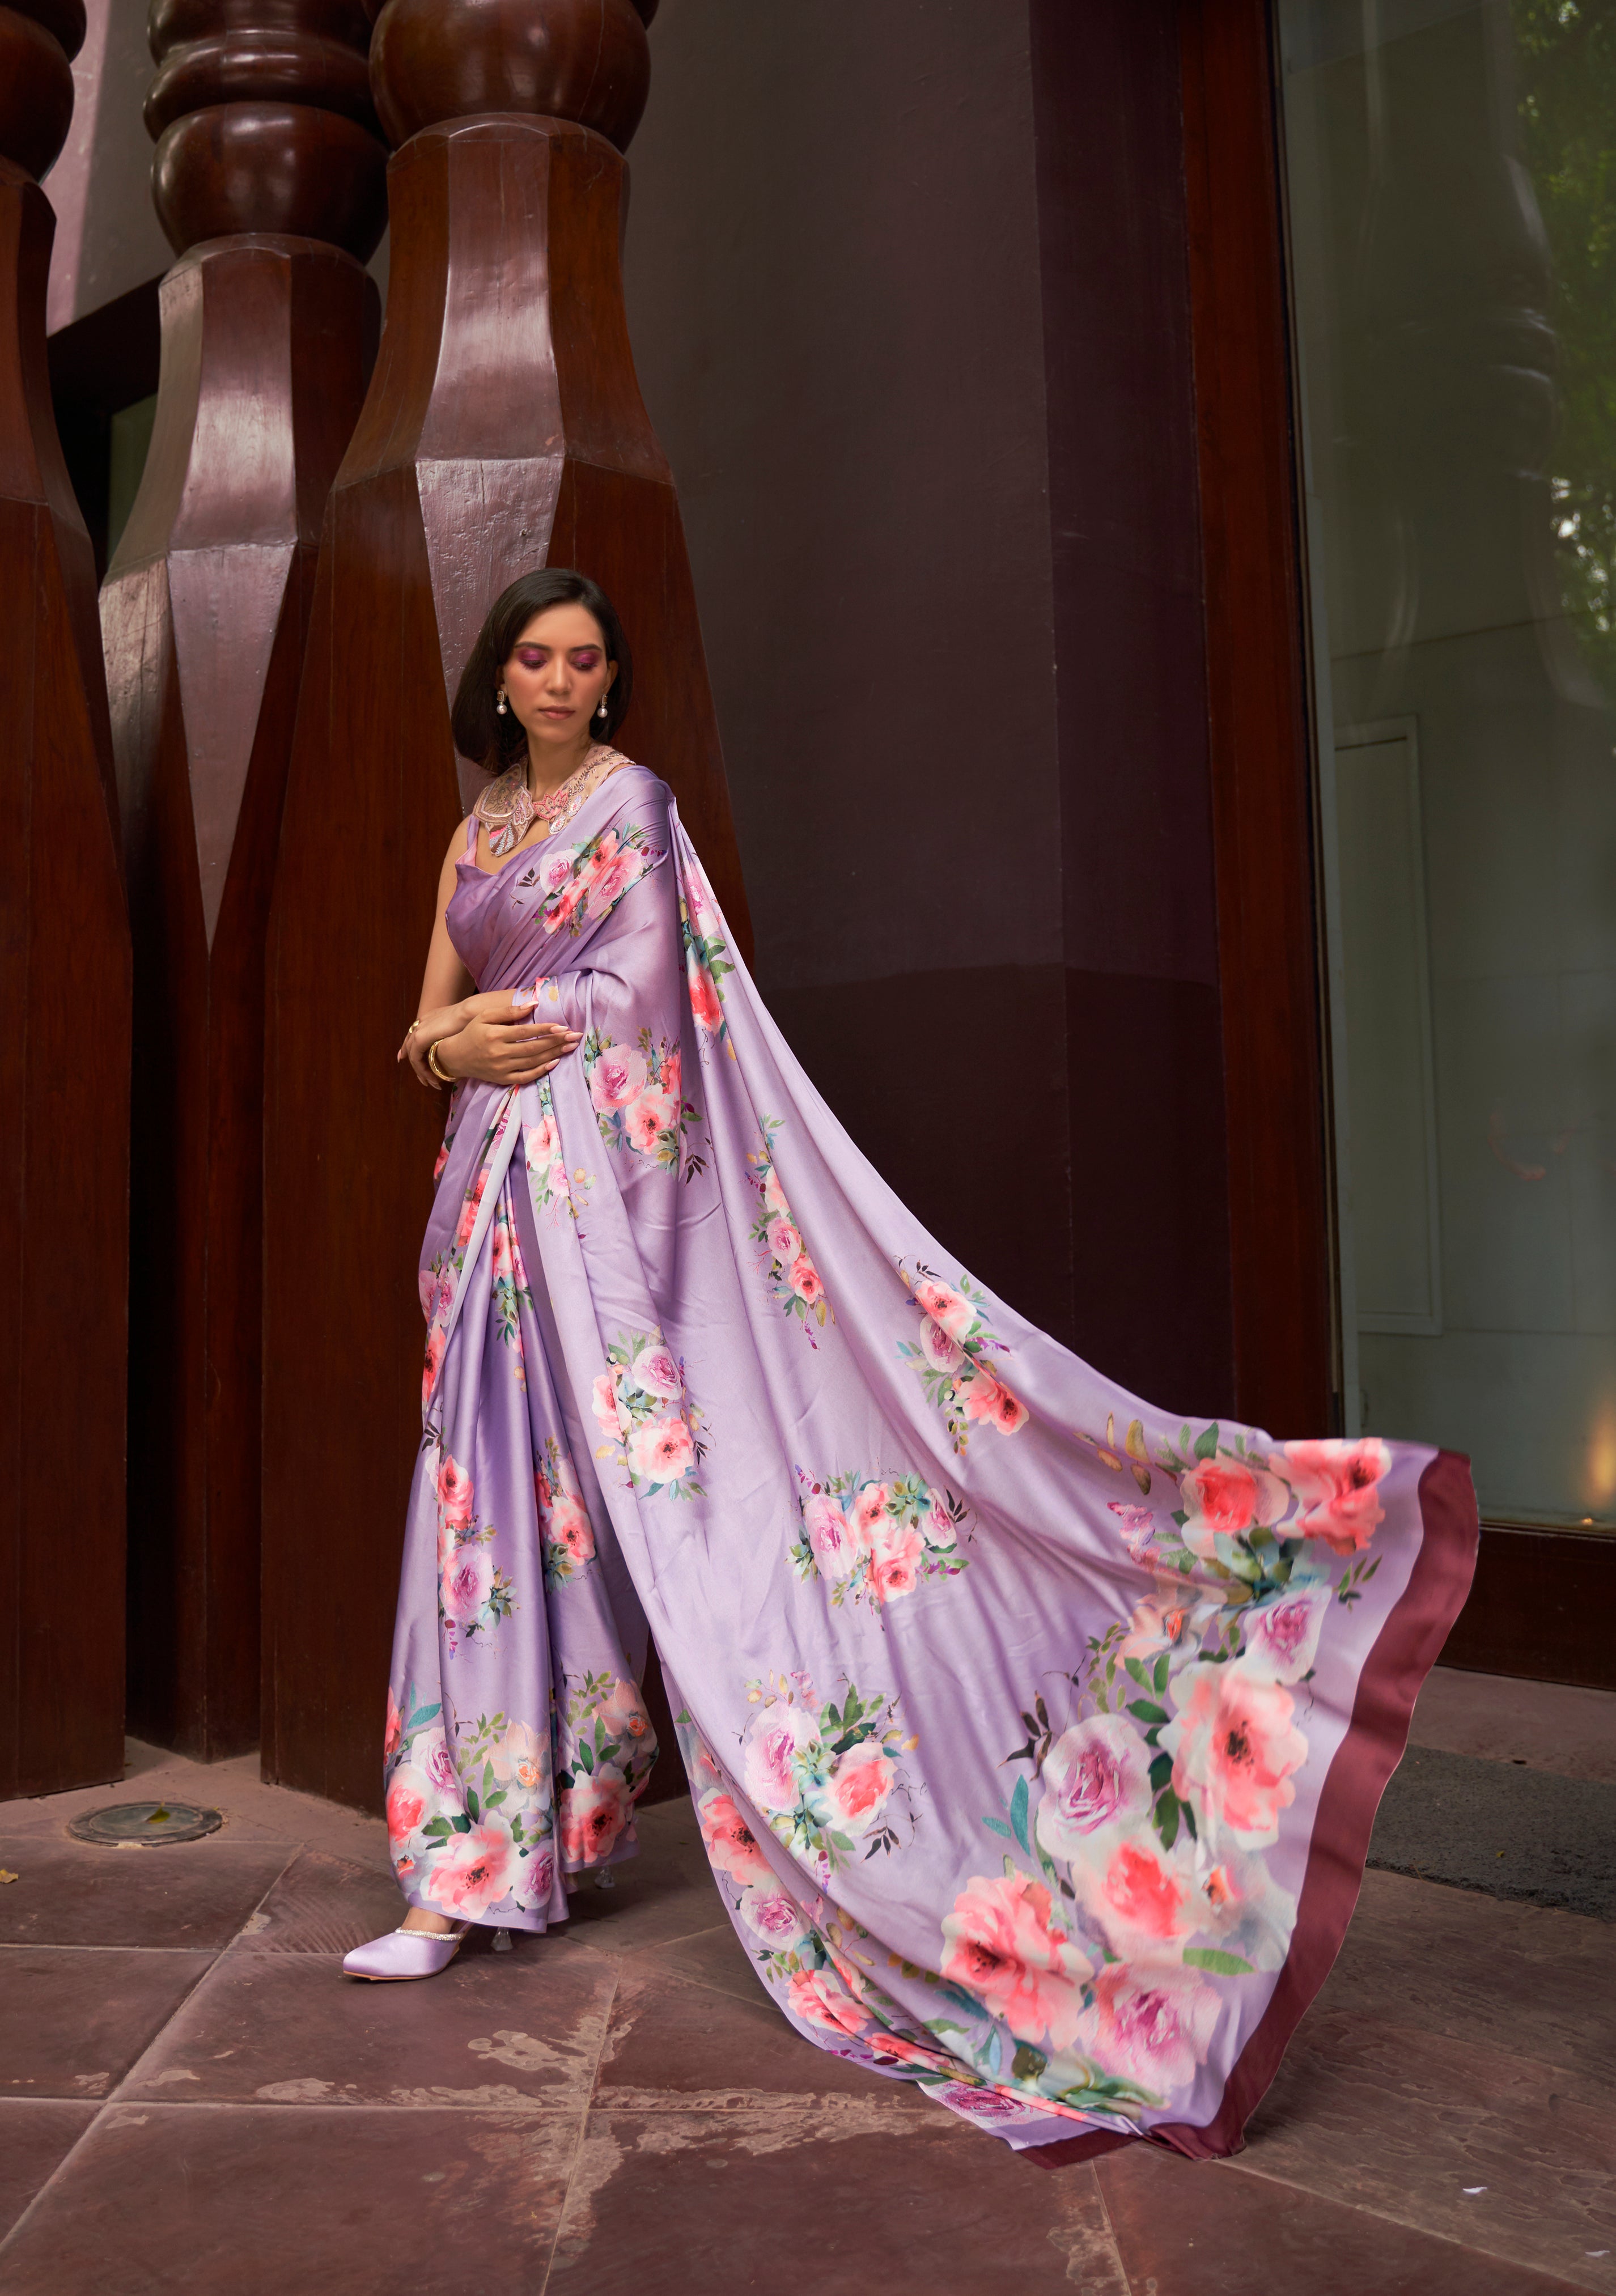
1279 0 1616 1529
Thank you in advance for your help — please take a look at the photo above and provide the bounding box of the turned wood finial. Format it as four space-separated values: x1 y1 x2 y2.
146 0 389 257
0 0 86 183
370 0 652 154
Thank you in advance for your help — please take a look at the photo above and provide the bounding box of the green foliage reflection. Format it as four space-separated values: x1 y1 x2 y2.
1516 0 1616 689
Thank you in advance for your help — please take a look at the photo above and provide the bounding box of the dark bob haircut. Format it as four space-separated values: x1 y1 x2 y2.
451 567 634 770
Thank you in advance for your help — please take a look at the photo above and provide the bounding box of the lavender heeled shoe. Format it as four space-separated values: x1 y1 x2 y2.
342 1921 469 1981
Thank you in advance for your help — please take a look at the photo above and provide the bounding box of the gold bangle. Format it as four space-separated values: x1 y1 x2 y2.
427 1042 454 1087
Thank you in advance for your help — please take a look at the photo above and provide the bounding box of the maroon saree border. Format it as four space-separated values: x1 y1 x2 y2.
1027 1446 1479 2171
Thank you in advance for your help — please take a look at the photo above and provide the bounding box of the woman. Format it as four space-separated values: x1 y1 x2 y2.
342 567 1477 2162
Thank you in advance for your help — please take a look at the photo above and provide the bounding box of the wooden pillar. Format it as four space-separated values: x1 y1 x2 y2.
100 2 385 1758
0 0 132 1796
262 0 749 1806
1179 0 1333 1438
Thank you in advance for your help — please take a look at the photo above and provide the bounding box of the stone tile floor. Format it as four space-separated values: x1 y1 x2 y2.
0 1667 1610 2294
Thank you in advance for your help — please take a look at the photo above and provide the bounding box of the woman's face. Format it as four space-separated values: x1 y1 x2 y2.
500 604 614 761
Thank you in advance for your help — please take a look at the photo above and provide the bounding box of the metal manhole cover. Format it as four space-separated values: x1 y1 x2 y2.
67 1801 223 1847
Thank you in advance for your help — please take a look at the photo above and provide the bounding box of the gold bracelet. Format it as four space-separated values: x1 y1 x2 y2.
426 1042 454 1087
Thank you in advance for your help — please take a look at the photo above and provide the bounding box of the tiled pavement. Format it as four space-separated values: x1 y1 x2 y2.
0 1670 1610 2295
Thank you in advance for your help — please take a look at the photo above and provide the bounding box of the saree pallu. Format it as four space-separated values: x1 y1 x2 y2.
384 762 1477 2158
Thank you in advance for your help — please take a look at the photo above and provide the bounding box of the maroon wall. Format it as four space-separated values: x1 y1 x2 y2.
624 1 1236 1412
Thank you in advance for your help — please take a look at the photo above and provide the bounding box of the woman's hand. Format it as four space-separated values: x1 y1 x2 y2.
399 990 580 1092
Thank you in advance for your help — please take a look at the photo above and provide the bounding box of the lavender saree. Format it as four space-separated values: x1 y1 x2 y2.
384 761 1477 2159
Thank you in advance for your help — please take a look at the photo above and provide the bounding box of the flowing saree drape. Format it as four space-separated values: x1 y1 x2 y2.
384 763 1478 2158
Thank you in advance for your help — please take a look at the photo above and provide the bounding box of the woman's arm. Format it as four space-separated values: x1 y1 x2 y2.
397 820 581 1091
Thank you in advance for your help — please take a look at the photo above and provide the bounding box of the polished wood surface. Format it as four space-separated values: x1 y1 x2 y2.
263 49 751 1805
103 238 375 1759
1441 1526 1616 1692
370 0 650 150
149 0 387 258
1180 0 1334 1438
101 2 380 1758
0 28 130 1796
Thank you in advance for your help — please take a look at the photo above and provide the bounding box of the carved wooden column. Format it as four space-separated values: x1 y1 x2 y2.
0 1 132 1796
100 1 385 1758
262 0 749 1805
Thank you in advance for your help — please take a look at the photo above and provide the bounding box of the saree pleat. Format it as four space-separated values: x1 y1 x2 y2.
383 765 1478 2154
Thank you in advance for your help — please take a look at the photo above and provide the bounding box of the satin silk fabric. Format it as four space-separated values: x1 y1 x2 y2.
383 764 1478 2155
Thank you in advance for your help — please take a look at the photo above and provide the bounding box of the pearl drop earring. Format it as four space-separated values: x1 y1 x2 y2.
495 689 508 715
596 691 610 722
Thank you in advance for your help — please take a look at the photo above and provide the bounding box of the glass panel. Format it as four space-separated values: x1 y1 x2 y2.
1279 0 1616 1529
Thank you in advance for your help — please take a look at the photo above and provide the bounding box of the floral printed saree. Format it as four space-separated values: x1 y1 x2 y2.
384 762 1477 2159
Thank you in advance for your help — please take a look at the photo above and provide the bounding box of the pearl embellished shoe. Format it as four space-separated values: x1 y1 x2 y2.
342 1921 469 1981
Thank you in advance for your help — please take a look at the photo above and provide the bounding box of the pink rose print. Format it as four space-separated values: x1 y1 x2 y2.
742 1705 813 1813
866 1520 924 1603
1163 1660 1308 1849
385 1764 430 1847
384 1688 403 1760
926 1495 957 1545
597 1678 652 1748
589 1042 647 1113
802 1492 856 1582
586 847 641 917
626 1091 677 1156
688 959 723 1035
627 1414 694 1485
1276 1438 1390 1554
1186 1842 1297 1972
422 1326 447 1408
919 1317 964 1374
437 1455 474 1530
1070 1826 1195 1958
1241 1584 1330 1686
1076 1962 1220 2096
940 1873 1094 2050
442 1543 494 1624
559 1768 630 1865
851 1482 890 1544
592 1372 626 1442
788 1254 825 1308
737 1883 809 1950
635 1346 683 1400
422 1822 515 1920
1035 1714 1152 1860
538 850 574 896
453 1168 487 1249
932 2083 1028 2121
786 1967 867 2039
854 1488 890 1543
545 1491 596 1566
914 1278 976 1342
698 1788 774 1884
662 1047 681 1097
514 1848 557 1907
1117 1589 1192 1668
490 1216 513 1280
1177 1454 1289 1560
491 1721 548 1803
525 1107 556 1167
419 1731 458 1796
766 1214 801 1261
825 1739 895 1834
762 1165 790 1220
